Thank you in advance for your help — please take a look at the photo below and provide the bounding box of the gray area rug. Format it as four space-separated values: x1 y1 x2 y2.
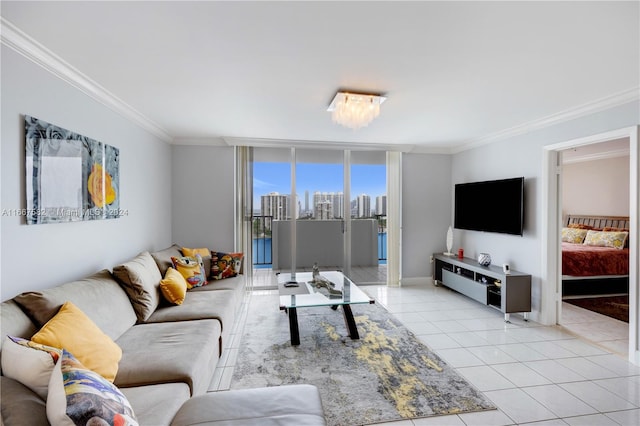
231 294 496 425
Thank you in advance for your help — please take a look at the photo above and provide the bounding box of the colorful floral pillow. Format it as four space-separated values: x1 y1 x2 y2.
171 254 207 288
210 251 244 280
561 227 588 244
47 349 138 426
583 230 629 250
1 336 61 400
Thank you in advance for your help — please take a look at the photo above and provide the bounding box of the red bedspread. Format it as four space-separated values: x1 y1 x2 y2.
562 242 629 277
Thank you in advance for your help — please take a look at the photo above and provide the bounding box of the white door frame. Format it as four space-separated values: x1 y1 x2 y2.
541 126 639 365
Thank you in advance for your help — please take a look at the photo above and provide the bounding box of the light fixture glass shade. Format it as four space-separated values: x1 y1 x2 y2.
328 91 386 130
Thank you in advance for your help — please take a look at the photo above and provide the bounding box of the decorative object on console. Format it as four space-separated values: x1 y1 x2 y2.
25 115 120 224
444 226 454 255
458 248 464 259
478 253 492 266
327 91 386 130
502 264 510 275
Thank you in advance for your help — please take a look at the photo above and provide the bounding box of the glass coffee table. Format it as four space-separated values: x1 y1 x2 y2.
278 270 374 345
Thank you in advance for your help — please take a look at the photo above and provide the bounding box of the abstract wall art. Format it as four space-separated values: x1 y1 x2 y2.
25 116 121 224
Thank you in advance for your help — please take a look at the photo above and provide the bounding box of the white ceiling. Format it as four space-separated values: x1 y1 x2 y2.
2 1 638 151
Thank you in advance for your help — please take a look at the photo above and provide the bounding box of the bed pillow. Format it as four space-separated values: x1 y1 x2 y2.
561 227 588 244
47 349 138 426
1 336 61 400
210 251 244 280
583 230 629 250
603 227 630 247
567 223 595 230
31 301 122 382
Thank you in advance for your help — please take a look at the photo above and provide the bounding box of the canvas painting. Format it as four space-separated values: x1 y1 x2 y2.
25 116 120 224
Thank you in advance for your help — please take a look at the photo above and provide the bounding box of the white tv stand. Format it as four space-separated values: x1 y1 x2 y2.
433 254 531 322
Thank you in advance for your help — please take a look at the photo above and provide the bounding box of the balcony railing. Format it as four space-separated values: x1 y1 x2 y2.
252 215 387 268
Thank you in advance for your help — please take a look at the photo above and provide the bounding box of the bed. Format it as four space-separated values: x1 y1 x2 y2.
561 214 630 296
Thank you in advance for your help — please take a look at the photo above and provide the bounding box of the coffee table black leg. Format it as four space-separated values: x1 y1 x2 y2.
342 305 359 340
288 307 300 346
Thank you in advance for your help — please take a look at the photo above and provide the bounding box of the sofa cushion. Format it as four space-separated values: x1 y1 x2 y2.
170 385 326 426
47 349 138 426
12 291 60 326
31 301 122 382
114 320 221 396
145 290 237 345
113 251 163 322
0 300 38 354
160 268 188 305
150 244 184 276
1 376 48 426
1 336 60 400
12 269 137 341
123 383 190 426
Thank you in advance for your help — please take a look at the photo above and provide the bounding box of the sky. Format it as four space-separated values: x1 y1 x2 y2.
253 162 386 207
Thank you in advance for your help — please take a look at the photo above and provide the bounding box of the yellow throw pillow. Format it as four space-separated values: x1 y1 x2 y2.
31 301 122 382
160 268 188 305
182 247 210 258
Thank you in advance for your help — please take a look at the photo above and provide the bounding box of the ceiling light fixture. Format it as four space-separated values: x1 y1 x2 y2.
327 91 386 130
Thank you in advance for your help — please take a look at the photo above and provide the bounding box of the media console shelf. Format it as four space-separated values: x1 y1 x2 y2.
433 254 531 322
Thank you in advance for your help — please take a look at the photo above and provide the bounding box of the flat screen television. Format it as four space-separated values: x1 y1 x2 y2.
454 177 524 236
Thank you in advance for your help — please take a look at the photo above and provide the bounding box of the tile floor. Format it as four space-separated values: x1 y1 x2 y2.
210 274 640 426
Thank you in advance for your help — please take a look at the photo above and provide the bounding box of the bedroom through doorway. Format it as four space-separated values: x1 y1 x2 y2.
558 139 632 357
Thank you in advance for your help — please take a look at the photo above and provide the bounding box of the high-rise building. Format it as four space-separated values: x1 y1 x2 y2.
314 201 333 220
261 192 290 220
356 194 371 218
376 195 387 216
332 192 344 219
304 190 309 214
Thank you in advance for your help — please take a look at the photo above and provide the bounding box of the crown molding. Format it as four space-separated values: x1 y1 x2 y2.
1 17 173 143
172 137 228 146
223 136 414 152
453 87 640 154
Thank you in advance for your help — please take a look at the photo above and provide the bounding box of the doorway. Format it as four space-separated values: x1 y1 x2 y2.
542 126 639 365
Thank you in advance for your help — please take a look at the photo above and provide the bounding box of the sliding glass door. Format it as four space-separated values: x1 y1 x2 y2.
251 146 390 285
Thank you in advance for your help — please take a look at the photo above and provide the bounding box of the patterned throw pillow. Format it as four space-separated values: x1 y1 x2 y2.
210 251 244 280
583 230 629 250
47 349 138 426
1 336 61 400
171 254 207 288
603 227 630 247
561 227 588 244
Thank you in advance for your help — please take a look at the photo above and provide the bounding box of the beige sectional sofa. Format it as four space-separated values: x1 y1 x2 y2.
0 244 325 426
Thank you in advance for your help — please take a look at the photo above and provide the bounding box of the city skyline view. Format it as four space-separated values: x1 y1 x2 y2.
253 162 386 211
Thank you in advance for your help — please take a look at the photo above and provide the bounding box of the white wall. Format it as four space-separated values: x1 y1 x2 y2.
451 101 639 319
171 145 236 251
402 153 452 278
563 156 630 217
1 46 173 300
